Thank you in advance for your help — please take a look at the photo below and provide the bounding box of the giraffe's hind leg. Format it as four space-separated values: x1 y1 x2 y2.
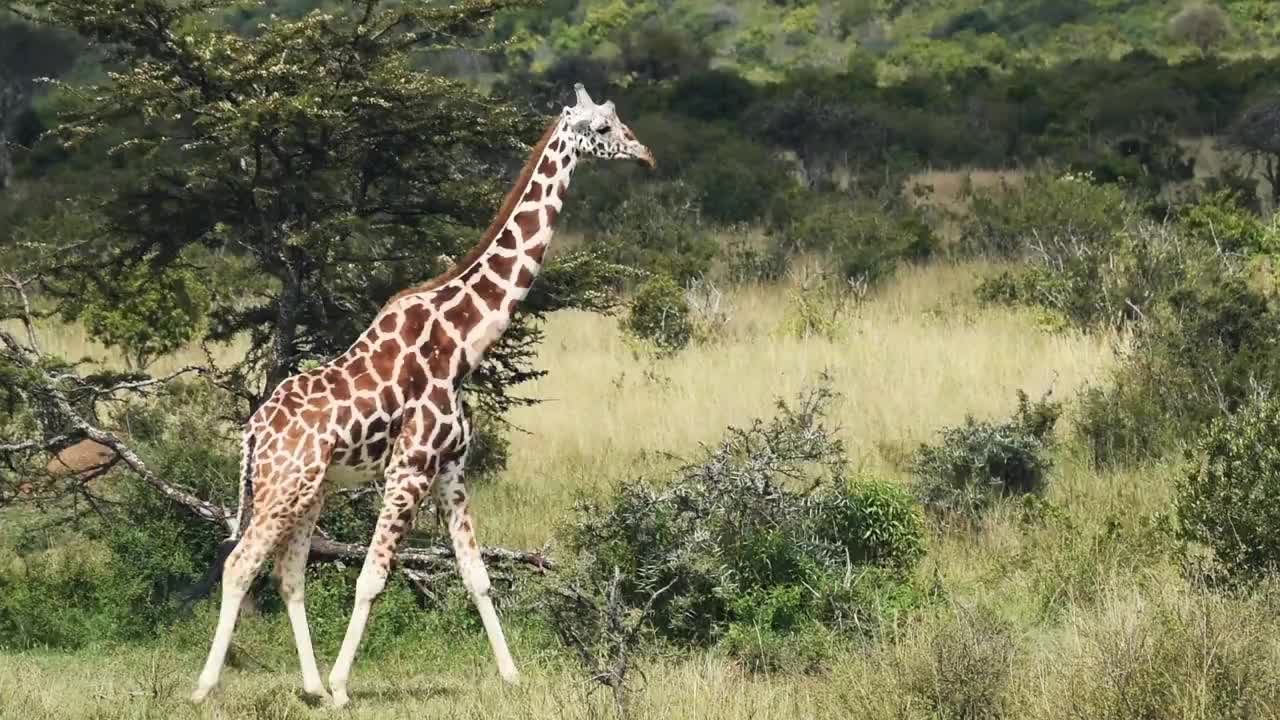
272 497 329 701
191 505 290 703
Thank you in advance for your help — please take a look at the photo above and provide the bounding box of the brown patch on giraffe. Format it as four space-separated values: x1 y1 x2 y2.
471 274 504 311
458 263 482 284
353 339 370 355
522 182 542 203
495 229 518 250
366 437 388 462
545 204 559 228
329 372 351 401
381 118 561 307
268 408 288 433
443 293 481 336
334 404 352 429
428 385 454 415
425 320 456 378
379 385 400 415
526 242 547 264
345 355 368 377
371 338 400 381
460 519 471 533
349 417 365 444
623 127 636 141
455 352 472 381
397 353 428 398
353 370 378 393
537 155 557 178
515 267 535 289
433 284 461 305
431 422 454 451
468 537 478 550
378 312 399 333
295 375 312 395
353 393 378 419
487 253 516 279
400 304 428 345
513 209 540 239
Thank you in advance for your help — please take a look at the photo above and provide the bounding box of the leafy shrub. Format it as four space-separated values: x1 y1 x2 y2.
973 218 1197 331
1076 273 1280 466
0 543 121 649
1177 190 1271 254
621 274 693 354
598 181 718 284
780 195 937 285
1176 399 1280 586
911 390 1060 522
960 171 1132 259
560 382 925 647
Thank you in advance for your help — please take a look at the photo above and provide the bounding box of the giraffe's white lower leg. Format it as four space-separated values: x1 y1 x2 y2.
191 577 246 703
328 557 387 708
276 503 328 700
444 480 520 685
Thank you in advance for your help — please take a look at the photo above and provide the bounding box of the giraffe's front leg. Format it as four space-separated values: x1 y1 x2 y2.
327 470 432 707
438 465 520 685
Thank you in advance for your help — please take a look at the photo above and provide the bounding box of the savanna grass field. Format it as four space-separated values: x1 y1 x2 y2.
7 1 1280 719
8 261 1280 719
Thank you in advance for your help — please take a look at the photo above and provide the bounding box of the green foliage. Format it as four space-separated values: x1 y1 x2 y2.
76 262 210 369
778 277 860 340
621 274 693 355
780 196 937 285
1076 272 1280 467
974 215 1196 332
911 390 1060 522
1177 190 1272 254
0 543 119 649
1176 399 1280 586
960 171 1132 259
598 181 719 284
17 0 619 414
561 382 925 647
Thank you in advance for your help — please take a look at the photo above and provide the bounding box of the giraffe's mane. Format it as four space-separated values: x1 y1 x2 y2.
384 117 563 308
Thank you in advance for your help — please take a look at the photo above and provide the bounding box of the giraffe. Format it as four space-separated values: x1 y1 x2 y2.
190 84 653 707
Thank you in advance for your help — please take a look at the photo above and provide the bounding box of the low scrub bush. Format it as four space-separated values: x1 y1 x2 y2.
559 382 926 651
620 274 694 354
911 390 1060 522
777 195 937 286
1176 399 1280 586
1076 273 1280 467
960 170 1133 259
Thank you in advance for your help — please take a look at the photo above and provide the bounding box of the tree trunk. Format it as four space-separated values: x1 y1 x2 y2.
0 128 11 193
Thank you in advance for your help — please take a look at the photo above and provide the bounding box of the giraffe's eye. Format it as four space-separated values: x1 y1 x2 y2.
595 124 610 135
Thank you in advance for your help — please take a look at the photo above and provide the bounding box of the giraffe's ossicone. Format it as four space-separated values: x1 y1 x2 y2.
191 83 654 707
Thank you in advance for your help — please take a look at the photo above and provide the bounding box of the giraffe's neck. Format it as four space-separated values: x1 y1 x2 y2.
439 115 579 358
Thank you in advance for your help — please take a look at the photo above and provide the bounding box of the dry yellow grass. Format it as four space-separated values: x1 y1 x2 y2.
488 261 1112 547
8 262 1279 720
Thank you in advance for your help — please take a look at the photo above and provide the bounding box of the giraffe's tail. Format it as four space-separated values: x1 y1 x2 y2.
179 431 257 609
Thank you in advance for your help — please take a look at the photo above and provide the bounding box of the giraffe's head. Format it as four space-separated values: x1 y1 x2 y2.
564 83 655 170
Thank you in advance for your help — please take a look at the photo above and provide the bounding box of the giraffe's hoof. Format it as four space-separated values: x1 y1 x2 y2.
190 686 213 704
500 668 521 686
331 690 351 708
302 685 332 704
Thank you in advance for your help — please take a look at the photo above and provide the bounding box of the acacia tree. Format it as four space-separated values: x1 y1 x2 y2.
11 0 621 411
0 1 627 560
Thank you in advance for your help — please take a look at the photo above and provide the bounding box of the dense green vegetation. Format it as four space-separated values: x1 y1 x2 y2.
5 1 1280 718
